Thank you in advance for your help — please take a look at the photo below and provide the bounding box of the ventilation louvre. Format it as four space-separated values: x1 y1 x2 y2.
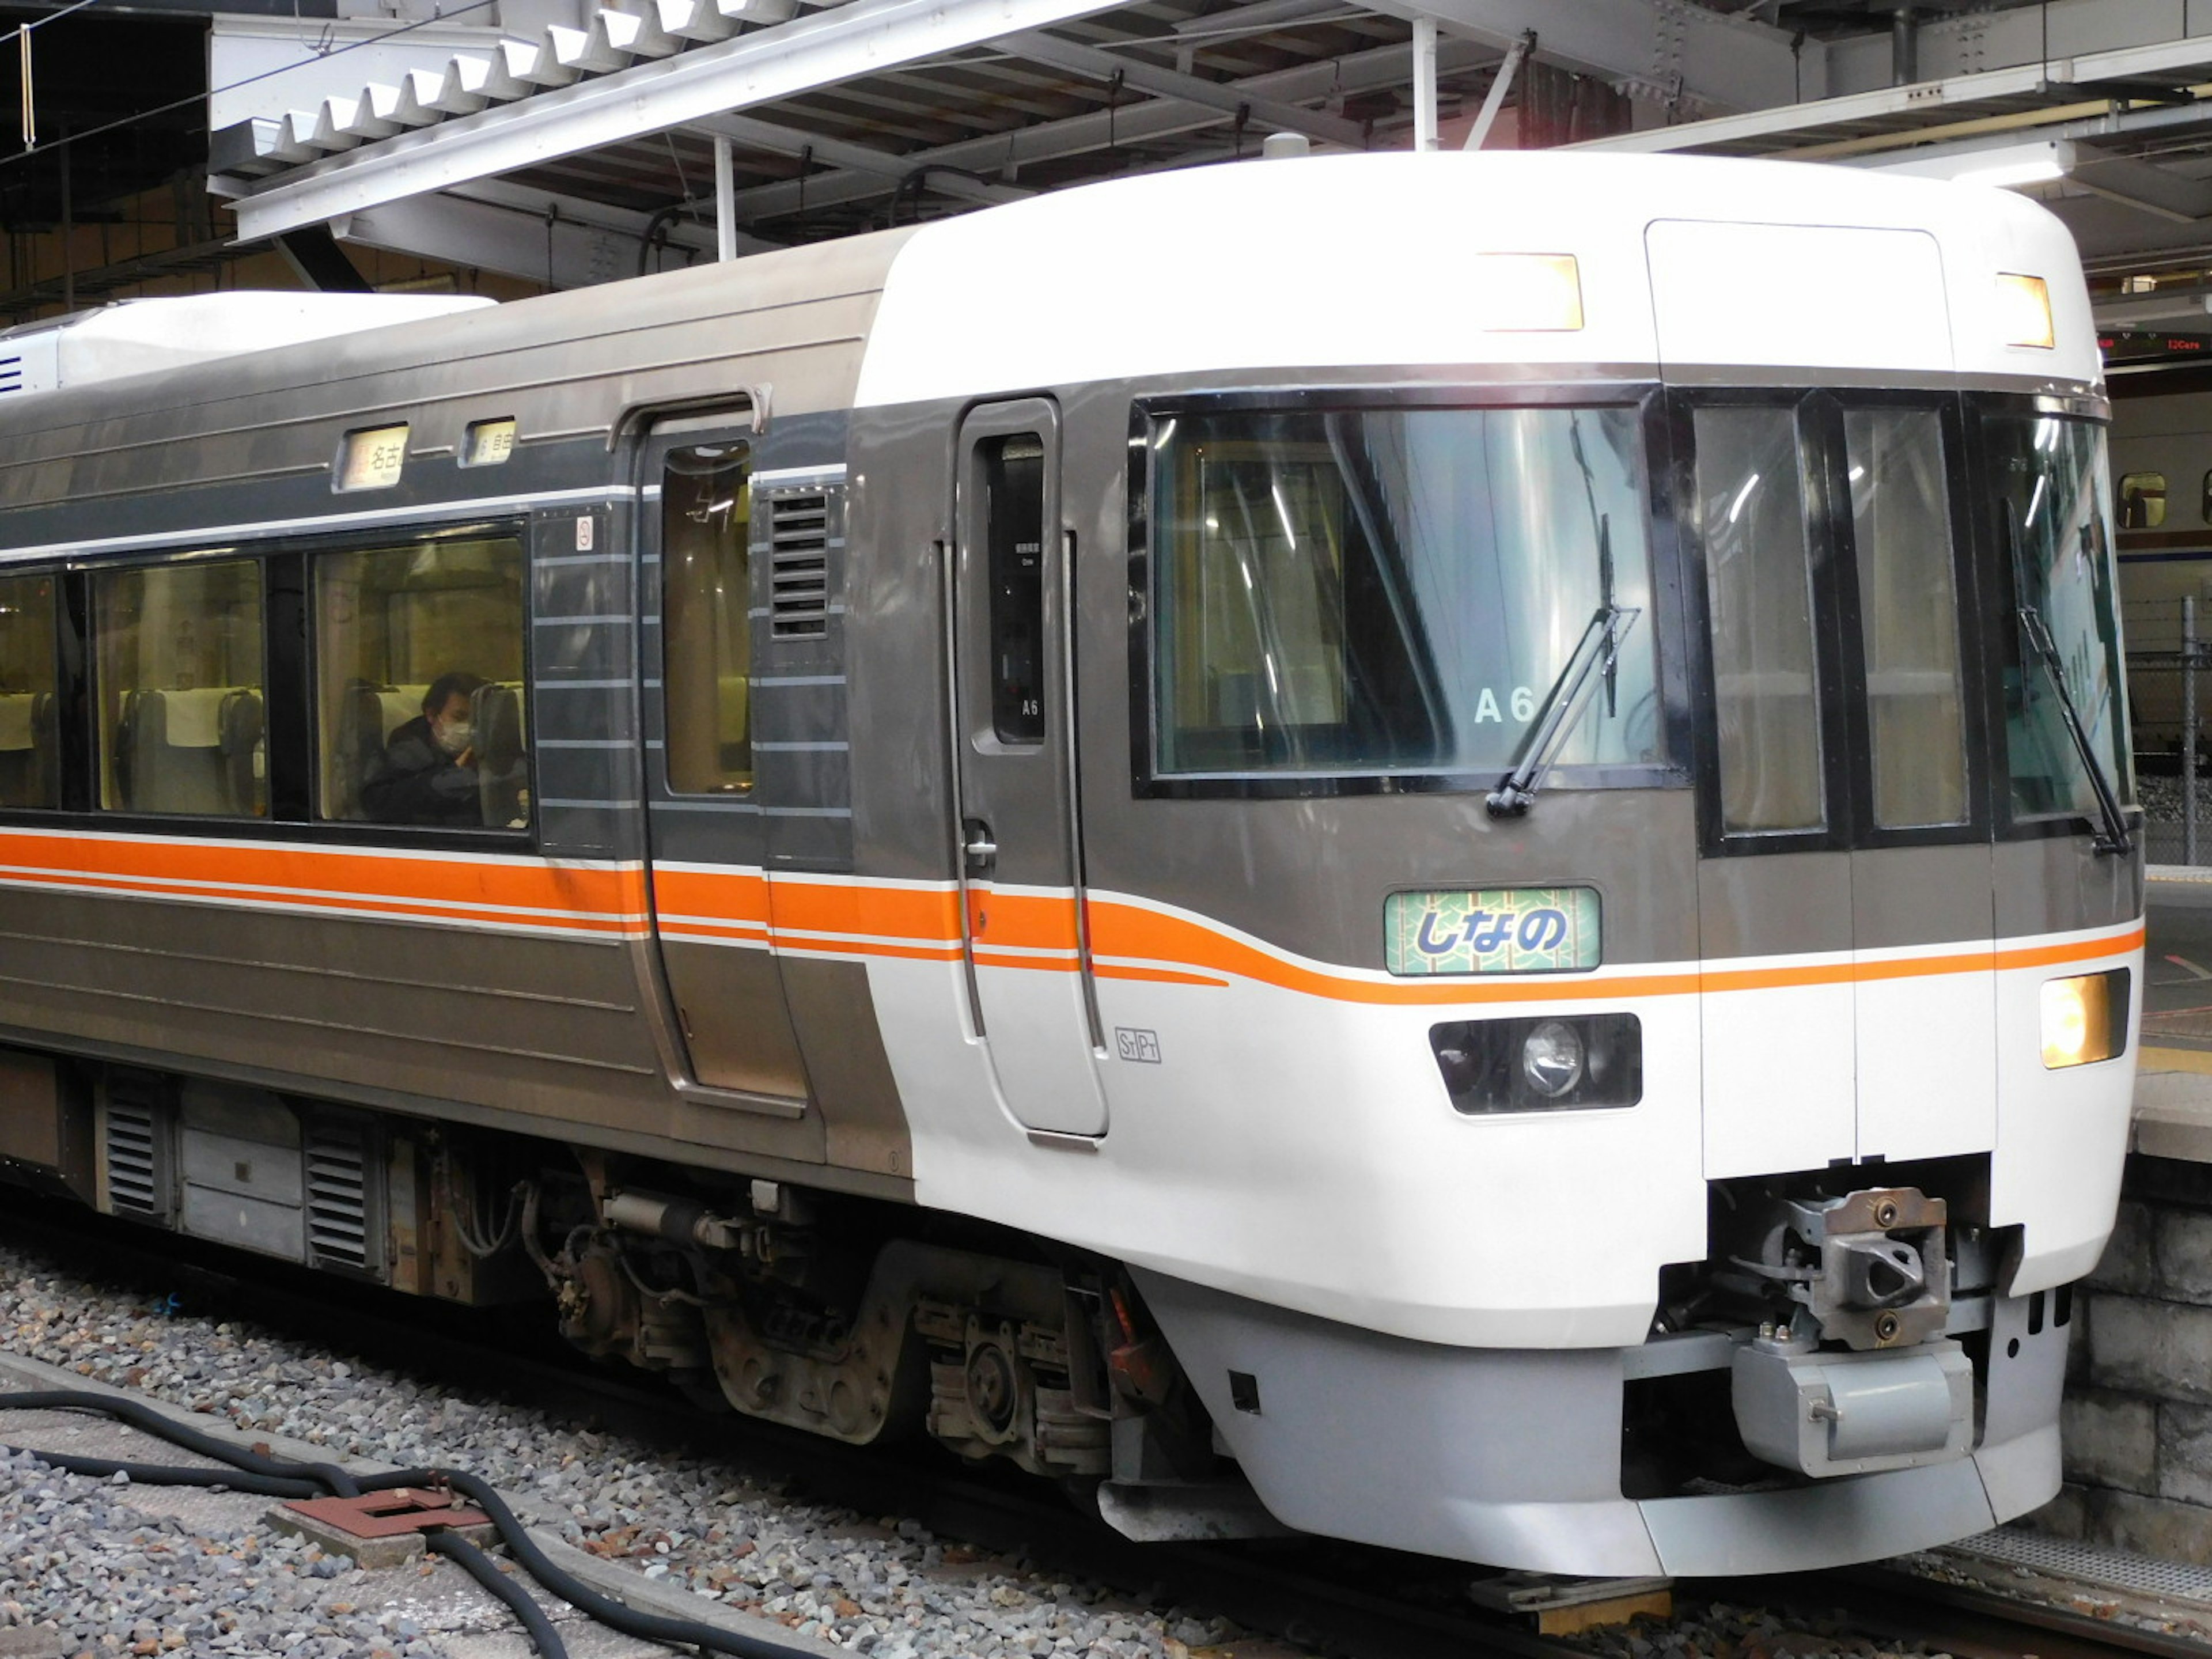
104 1080 162 1217
768 493 831 638
305 1123 372 1271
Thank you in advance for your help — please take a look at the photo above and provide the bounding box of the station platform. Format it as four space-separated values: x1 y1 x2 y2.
2134 866 2212 1161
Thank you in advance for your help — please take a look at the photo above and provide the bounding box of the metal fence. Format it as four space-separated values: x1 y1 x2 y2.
2128 596 2212 864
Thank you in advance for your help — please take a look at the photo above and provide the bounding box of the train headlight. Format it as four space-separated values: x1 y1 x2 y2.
1521 1020 1585 1098
1474 253 1584 332
1430 1013 1640 1113
1995 272 2055 349
2039 968 2130 1069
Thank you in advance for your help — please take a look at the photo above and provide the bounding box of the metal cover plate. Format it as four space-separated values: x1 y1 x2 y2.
1384 887 1600 976
283 1488 491 1539
1941 1528 2212 1603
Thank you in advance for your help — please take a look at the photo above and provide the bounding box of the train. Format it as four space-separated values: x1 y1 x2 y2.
0 149 2143 1577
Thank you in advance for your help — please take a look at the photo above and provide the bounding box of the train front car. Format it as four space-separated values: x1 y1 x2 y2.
847 151 2143 1575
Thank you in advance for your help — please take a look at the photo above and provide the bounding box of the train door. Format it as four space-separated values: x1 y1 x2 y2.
949 399 1109 1137
1682 392 1997 1175
638 415 812 1099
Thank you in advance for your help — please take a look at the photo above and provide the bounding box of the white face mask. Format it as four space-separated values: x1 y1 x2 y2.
435 719 474 758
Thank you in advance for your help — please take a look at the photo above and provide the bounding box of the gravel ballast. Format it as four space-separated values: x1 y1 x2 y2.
0 1232 1259 1659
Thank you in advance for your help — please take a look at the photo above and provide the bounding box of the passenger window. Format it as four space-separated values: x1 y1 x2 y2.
0 571 58 809
94 559 267 817
315 537 529 829
1846 408 1969 828
1694 406 1825 834
2119 470 2167 529
663 442 753 793
980 434 1046 745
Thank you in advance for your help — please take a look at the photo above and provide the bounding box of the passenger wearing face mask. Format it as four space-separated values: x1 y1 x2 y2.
362 671 489 827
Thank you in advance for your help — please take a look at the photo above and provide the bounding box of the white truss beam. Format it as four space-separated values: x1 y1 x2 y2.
229 0 1132 243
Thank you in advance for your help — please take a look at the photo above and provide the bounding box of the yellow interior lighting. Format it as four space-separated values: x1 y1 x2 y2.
1474 253 1584 332
2040 970 2123 1069
1995 272 2055 349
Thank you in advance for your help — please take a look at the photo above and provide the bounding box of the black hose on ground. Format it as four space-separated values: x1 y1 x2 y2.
361 1466 807 1659
426 1529 569 1659
0 1389 361 1495
0 1390 820 1659
0 1444 323 1499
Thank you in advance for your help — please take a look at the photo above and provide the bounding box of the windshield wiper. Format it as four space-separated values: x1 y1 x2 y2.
2018 600 2133 857
1487 512 1639 817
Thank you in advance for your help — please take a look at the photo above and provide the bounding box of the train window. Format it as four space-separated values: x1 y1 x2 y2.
2119 471 2166 529
1845 408 1968 828
0 571 58 809
315 537 529 829
1693 406 1825 834
93 559 267 817
982 433 1046 745
1984 414 2133 819
1151 405 1659 779
662 442 753 793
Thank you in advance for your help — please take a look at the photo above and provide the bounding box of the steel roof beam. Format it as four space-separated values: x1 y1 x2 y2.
229 0 1131 242
2070 153 2212 225
997 28 1370 148
1356 0 1812 115
724 32 1487 221
332 179 779 287
682 110 1031 203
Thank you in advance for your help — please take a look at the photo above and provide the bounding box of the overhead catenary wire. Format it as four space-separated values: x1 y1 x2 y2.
0 0 499 166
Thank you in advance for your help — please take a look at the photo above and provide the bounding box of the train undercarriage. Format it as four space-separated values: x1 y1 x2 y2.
0 1050 2075 1570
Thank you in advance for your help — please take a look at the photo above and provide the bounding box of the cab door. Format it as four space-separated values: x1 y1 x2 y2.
949 399 1109 1137
1683 393 1995 1176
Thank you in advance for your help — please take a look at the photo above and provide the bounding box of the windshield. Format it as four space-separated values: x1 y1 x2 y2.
1150 405 1661 780
1983 413 2133 820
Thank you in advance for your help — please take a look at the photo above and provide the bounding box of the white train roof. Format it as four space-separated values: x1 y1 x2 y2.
853 149 2101 408
0 291 495 398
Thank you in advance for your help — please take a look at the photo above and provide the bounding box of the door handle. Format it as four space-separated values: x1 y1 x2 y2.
963 819 998 874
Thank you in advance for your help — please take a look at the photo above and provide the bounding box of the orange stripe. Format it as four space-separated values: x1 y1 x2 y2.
966 889 1081 950
0 828 645 933
1094 962 1232 988
1089 900 2143 1007
0 829 2144 1005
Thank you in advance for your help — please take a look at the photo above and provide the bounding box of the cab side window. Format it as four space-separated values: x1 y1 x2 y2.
94 559 267 817
315 536 530 830
0 572 58 809
662 442 753 793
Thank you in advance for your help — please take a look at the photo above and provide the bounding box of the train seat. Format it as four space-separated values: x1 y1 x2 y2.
115 687 265 816
473 680 528 827
0 690 55 808
379 687 429 745
718 674 748 774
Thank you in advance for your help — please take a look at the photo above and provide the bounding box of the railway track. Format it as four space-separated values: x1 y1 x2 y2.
0 1200 2196 1659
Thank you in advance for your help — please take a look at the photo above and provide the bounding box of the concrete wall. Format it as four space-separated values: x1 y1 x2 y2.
2036 1154 2212 1559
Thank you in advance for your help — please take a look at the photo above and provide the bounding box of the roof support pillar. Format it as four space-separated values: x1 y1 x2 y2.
713 134 737 262
1412 16 1439 150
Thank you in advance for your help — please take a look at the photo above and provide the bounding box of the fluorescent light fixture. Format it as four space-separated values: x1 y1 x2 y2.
1863 138 2077 190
